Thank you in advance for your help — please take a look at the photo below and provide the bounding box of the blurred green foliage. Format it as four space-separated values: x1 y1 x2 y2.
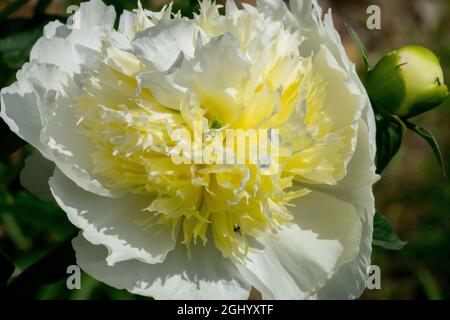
0 0 448 300
336 0 450 300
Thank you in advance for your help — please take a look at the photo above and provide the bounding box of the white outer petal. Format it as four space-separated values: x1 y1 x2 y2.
235 191 362 299
311 122 377 299
73 233 252 300
39 91 124 198
49 168 176 265
1 80 42 150
1 62 76 153
313 46 361 131
2 33 123 198
312 186 374 299
20 152 55 202
290 0 377 159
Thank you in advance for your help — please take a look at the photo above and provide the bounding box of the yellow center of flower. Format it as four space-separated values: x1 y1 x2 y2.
73 4 354 259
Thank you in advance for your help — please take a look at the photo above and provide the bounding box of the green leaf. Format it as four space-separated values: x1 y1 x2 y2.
0 27 43 69
346 25 371 79
172 0 200 19
0 211 31 251
0 28 42 53
103 0 139 11
0 132 27 157
375 114 404 173
373 210 406 250
6 232 77 298
0 250 15 287
405 121 446 177
0 191 76 237
0 16 65 38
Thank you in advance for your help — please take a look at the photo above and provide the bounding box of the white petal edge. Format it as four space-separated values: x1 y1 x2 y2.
72 233 252 300
234 190 362 299
49 168 175 265
312 185 374 299
310 121 377 299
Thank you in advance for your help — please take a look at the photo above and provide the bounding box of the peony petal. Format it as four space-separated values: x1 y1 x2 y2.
40 97 123 198
73 233 252 299
330 120 378 190
305 123 377 299
179 33 251 123
255 0 298 28
137 54 188 110
1 0 379 301
235 190 362 299
132 18 197 71
49 168 175 265
1 79 42 150
312 185 374 299
1 60 118 198
291 0 373 130
30 37 80 75
71 0 116 31
20 152 55 202
140 33 251 117
313 46 361 131
1 62 74 151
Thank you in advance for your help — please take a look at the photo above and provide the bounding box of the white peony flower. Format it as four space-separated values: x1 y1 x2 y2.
1 0 378 299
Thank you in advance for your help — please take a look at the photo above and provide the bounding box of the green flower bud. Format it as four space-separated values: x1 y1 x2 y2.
367 45 448 118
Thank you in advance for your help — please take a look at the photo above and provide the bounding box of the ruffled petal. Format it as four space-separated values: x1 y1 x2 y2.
235 190 362 299
0 62 74 152
49 168 175 265
73 233 252 299
312 185 374 299
309 122 377 299
71 0 116 31
132 18 197 71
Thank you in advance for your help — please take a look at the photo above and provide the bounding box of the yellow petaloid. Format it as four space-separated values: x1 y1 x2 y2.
73 1 355 259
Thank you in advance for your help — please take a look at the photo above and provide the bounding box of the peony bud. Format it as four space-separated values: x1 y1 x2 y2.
367 45 448 118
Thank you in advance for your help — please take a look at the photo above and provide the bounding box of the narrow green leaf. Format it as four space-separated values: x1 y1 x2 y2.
70 274 99 300
0 250 15 287
346 24 371 78
405 121 446 177
6 232 77 298
1 211 31 251
1 191 76 236
375 114 404 173
373 210 406 250
416 266 443 300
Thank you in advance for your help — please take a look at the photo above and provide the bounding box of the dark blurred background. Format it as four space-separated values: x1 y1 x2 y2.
0 0 448 300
